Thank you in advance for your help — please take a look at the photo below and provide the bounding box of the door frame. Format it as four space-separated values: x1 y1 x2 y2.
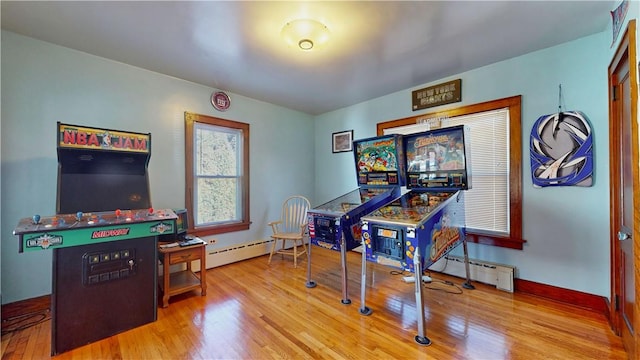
608 18 638 357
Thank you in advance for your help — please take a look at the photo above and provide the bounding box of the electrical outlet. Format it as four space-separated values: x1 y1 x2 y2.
207 238 216 245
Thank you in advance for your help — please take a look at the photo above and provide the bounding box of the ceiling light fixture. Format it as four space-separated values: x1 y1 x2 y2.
281 19 329 51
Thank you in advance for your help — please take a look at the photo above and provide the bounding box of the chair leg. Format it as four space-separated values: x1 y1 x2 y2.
293 240 298 268
280 239 286 260
268 238 277 265
270 237 310 268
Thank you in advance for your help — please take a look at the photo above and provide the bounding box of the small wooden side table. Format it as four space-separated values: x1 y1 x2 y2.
158 241 207 308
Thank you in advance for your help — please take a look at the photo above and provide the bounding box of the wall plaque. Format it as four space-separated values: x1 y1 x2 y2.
412 79 462 111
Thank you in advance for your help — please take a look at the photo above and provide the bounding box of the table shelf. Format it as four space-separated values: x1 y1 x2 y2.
158 241 206 307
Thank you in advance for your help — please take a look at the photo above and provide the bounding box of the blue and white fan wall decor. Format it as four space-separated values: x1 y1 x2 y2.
530 111 594 187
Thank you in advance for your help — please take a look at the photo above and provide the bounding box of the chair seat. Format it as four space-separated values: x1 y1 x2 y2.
271 233 303 240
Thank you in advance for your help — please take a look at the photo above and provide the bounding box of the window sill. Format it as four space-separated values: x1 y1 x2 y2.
467 233 526 250
191 222 250 237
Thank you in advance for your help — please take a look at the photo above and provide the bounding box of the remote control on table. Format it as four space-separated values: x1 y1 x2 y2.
159 242 179 249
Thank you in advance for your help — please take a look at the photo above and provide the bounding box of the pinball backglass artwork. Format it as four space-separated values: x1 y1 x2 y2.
404 125 471 190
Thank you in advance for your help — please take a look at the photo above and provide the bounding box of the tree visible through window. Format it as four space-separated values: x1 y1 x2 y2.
185 112 250 236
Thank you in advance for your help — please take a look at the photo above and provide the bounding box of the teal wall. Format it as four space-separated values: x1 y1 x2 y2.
1 31 315 303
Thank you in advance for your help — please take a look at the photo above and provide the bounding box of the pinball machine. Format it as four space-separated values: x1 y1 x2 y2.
306 134 405 304
13 123 177 355
358 125 474 345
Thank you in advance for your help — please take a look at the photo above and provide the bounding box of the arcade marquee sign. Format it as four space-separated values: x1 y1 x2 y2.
58 122 150 153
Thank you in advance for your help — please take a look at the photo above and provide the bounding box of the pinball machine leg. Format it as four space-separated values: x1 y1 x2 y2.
305 232 316 288
340 236 351 304
413 246 432 346
359 238 372 316
461 236 475 290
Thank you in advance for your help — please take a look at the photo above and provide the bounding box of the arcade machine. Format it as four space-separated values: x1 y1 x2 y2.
358 125 474 346
13 122 177 355
306 134 405 304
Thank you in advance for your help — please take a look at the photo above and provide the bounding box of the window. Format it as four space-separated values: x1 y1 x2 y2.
378 96 524 249
185 112 250 236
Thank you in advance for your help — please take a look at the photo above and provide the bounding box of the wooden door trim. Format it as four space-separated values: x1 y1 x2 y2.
608 18 637 356
631 21 639 357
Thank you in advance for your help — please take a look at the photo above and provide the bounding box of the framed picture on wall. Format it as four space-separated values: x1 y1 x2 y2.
332 130 353 153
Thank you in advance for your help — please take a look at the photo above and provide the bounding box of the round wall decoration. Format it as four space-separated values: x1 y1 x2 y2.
530 110 593 187
211 91 231 111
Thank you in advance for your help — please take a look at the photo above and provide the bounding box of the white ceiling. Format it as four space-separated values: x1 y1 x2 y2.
1 1 615 115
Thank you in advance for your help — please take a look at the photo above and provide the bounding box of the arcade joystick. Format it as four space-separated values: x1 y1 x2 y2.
115 209 122 218
32 214 41 225
148 207 154 216
76 211 83 222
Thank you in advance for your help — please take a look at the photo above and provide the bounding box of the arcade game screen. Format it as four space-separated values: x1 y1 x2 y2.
58 173 150 214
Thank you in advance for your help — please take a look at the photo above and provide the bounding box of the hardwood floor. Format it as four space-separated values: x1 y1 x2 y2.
2 246 628 359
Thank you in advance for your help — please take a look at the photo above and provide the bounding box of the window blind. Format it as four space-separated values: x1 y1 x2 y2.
383 108 510 236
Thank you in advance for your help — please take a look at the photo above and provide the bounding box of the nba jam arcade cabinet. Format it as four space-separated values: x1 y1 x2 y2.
13 123 177 355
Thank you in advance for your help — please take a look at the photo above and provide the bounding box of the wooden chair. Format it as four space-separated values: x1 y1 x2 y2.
267 195 310 268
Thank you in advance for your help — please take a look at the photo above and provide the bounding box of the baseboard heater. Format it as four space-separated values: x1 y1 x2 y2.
428 255 515 293
204 239 281 269
187 239 309 271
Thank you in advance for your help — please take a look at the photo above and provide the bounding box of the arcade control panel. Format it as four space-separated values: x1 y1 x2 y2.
13 208 178 252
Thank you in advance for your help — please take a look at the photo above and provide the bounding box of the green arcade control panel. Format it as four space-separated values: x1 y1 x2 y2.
14 208 177 253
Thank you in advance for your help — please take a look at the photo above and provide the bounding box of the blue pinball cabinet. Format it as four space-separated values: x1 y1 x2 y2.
358 125 475 346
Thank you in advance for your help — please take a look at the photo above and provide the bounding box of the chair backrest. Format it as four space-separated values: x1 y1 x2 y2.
279 195 311 234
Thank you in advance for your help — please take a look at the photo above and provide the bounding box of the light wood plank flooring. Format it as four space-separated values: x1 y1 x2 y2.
2 246 628 359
